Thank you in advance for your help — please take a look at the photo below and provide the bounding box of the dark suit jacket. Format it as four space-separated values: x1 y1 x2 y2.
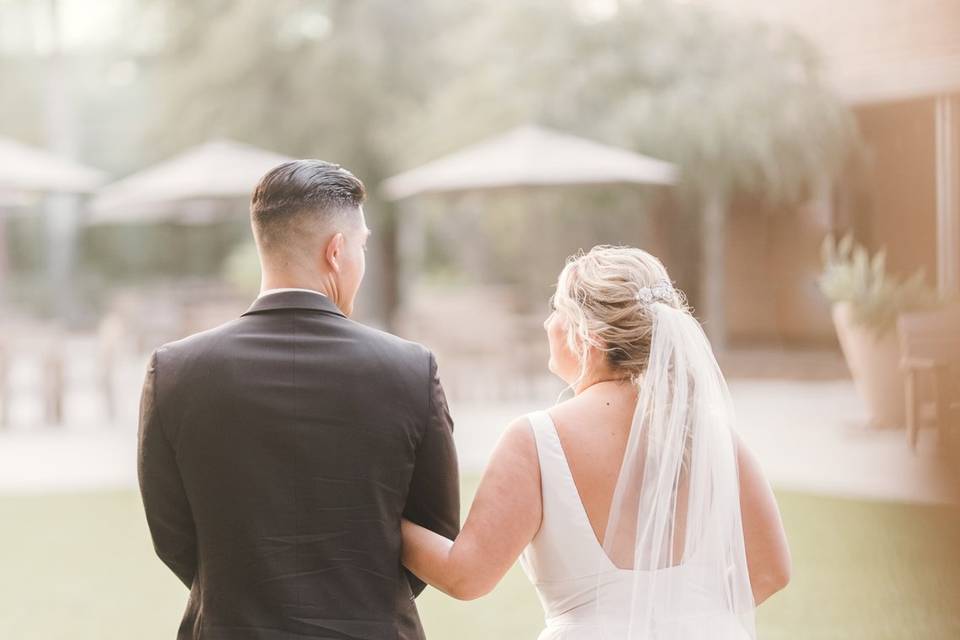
137 290 460 640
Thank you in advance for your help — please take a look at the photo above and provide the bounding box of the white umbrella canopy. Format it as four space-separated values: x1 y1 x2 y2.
89 139 293 224
381 124 678 200
0 137 106 195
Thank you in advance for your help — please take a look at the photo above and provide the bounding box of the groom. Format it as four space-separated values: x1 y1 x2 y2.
137 160 460 640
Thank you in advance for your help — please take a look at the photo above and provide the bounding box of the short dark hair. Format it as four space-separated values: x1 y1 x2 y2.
250 160 366 248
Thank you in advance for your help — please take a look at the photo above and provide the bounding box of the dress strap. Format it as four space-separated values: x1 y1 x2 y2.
526 410 577 501
526 410 564 472
526 410 554 439
525 410 617 571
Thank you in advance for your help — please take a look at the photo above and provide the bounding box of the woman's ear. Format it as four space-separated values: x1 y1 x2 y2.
325 232 345 273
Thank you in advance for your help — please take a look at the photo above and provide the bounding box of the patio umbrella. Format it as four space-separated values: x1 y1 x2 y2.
89 139 293 224
0 137 105 195
378 124 679 329
381 124 677 200
0 138 105 302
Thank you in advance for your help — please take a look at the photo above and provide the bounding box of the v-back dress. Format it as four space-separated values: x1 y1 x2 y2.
518 411 751 640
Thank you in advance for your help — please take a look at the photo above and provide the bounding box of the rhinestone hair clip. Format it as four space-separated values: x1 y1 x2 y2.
635 279 676 304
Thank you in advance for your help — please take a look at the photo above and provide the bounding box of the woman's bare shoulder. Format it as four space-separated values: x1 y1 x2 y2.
543 394 592 423
545 393 619 430
513 397 598 444
496 413 538 456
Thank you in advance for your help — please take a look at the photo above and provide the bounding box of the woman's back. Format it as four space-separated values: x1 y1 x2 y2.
520 401 751 640
519 405 633 639
546 382 636 546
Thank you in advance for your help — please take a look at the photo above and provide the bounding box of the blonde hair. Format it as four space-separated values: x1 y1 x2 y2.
552 245 690 385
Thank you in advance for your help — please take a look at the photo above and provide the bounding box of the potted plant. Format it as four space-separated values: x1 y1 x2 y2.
819 234 941 428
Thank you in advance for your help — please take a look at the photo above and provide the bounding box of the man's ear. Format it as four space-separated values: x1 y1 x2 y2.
325 232 345 273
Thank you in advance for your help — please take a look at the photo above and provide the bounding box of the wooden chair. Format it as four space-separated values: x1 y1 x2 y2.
897 305 960 450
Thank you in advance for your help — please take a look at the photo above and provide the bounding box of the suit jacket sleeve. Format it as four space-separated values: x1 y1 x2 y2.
403 352 461 597
137 349 197 589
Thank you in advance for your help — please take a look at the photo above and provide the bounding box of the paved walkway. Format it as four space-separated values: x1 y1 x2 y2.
0 349 955 504
449 380 957 505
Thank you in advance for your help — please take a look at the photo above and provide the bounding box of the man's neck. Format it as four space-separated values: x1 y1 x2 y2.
259 277 331 298
258 286 327 298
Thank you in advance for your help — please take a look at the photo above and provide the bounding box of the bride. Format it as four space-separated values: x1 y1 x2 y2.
401 246 791 639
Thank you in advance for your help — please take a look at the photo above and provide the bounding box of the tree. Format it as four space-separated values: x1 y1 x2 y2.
143 0 859 338
388 0 860 348
145 0 461 324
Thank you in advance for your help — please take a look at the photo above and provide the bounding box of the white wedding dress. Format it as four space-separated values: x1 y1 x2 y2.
519 411 752 640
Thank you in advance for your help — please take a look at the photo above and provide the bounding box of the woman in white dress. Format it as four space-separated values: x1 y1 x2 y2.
401 246 791 639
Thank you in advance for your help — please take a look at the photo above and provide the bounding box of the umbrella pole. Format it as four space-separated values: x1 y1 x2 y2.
42 0 81 320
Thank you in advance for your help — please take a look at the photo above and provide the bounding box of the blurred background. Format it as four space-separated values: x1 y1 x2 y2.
0 0 958 638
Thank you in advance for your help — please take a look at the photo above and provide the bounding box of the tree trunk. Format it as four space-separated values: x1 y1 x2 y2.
701 191 728 354
378 203 401 332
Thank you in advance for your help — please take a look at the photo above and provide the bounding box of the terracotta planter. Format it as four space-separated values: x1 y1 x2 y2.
831 302 906 428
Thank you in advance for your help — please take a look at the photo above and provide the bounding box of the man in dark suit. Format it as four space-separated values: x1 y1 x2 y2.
138 160 460 640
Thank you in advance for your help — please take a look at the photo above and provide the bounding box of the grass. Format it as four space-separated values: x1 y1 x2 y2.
1 486 957 640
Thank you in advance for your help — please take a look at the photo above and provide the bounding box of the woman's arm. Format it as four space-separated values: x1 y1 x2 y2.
401 416 542 600
401 352 460 596
736 432 792 604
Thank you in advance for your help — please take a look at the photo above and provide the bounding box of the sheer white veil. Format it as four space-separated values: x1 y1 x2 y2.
598 284 756 639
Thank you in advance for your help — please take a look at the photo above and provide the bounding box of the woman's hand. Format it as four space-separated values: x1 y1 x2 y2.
400 417 542 600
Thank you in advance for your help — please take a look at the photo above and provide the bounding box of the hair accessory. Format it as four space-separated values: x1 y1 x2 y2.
635 279 675 304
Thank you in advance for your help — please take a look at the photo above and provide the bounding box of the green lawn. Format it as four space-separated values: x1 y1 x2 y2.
1 486 957 640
